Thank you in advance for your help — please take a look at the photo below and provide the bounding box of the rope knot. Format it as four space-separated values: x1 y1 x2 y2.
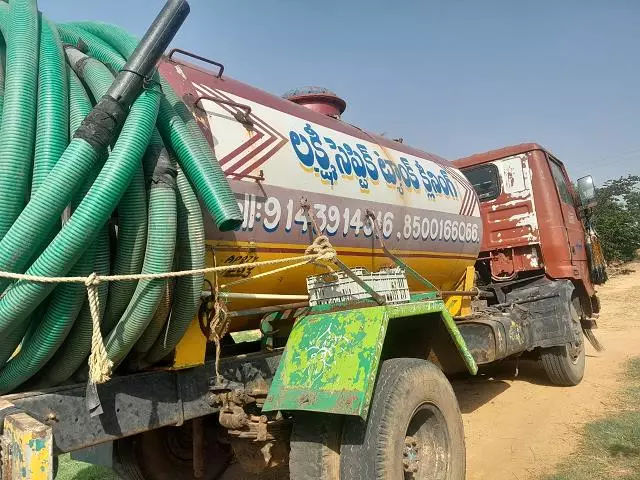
305 235 337 262
85 272 112 385
85 272 100 288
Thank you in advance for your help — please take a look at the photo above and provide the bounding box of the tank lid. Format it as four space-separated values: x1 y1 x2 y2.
283 86 347 118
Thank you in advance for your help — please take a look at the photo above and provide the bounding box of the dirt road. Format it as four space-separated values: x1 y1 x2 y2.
454 262 640 479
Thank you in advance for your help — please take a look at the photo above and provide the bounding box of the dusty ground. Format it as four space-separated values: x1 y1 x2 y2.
455 262 640 480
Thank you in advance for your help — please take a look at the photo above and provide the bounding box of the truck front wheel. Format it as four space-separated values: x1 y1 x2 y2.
540 301 586 386
340 358 466 479
540 329 585 386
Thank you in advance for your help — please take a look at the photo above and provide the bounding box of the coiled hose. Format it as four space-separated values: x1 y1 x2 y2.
0 0 242 394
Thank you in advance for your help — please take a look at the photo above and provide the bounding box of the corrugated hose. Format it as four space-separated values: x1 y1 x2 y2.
0 0 245 394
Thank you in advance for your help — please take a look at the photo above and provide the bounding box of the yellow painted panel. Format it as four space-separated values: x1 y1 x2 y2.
3 412 52 480
171 317 207 369
207 240 476 331
445 265 476 317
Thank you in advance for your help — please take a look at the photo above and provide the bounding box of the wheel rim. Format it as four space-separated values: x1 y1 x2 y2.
164 425 193 463
567 301 584 365
402 403 450 479
567 339 583 365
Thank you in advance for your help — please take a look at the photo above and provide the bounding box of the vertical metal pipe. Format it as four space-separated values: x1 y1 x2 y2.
106 0 190 106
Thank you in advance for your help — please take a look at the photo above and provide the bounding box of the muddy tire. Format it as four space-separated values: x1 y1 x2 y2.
289 412 342 480
540 328 585 386
340 358 466 479
540 301 586 386
113 420 231 480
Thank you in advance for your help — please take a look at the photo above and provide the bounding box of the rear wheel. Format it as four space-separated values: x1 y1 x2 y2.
289 412 342 480
540 300 585 386
113 419 232 480
340 358 466 480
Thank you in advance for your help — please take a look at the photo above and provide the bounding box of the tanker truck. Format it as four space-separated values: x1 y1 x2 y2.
0 1 605 479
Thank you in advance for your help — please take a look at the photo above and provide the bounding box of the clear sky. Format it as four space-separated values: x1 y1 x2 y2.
41 0 640 184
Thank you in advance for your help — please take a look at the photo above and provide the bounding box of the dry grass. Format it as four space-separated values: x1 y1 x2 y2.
545 358 640 480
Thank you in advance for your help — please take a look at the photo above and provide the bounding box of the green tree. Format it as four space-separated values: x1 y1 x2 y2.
592 175 640 262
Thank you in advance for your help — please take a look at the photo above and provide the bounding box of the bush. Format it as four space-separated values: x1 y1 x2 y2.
592 175 640 262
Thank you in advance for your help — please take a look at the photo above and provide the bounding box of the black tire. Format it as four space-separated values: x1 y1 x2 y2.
540 329 585 386
289 412 342 480
113 420 232 480
341 358 466 480
540 302 586 386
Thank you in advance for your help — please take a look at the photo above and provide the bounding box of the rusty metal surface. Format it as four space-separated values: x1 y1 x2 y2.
1 411 52 480
463 152 540 263
2 352 281 454
454 143 546 169
454 144 596 298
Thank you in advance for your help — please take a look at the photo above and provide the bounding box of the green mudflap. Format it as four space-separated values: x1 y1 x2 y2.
263 296 477 419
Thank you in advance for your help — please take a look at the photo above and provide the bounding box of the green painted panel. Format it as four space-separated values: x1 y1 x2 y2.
263 296 478 419
263 306 388 418
440 307 478 375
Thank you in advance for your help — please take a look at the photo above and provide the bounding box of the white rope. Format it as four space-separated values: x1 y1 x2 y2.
85 273 113 384
0 236 337 385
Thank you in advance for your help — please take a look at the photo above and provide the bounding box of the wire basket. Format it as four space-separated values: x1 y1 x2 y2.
307 267 410 306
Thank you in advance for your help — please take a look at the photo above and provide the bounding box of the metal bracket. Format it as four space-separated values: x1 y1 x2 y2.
193 95 253 127
300 201 385 305
366 210 439 292
168 48 225 78
333 258 386 305
226 170 265 182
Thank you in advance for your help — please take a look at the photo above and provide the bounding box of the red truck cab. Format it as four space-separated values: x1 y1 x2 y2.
454 143 601 318
449 144 604 387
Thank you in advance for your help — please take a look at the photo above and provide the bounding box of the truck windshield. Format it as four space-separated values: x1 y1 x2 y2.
462 164 500 201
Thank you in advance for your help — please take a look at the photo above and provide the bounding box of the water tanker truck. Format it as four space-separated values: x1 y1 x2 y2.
0 1 606 479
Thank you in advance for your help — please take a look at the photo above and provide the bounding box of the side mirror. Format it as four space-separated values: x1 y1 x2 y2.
576 175 597 208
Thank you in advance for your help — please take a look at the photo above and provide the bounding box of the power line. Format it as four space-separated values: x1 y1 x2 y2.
581 147 640 167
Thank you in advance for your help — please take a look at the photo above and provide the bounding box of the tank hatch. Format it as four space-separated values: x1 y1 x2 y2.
283 86 347 119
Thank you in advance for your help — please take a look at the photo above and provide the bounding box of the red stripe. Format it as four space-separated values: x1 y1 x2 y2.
466 196 478 216
219 132 264 167
458 190 471 215
461 191 472 216
465 192 476 215
463 195 475 216
196 86 288 174
447 167 472 194
469 195 478 215
193 86 270 138
233 138 288 176
225 136 277 174
212 244 476 260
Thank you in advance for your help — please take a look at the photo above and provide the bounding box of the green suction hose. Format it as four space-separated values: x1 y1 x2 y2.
146 165 205 364
30 228 111 389
63 45 150 337
69 21 243 232
32 18 68 196
0 40 5 124
0 0 247 394
0 65 106 391
0 0 38 239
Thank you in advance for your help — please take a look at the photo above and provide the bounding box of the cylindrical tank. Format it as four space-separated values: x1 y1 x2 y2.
159 58 482 330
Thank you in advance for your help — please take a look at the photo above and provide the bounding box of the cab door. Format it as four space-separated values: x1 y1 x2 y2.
547 157 588 274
